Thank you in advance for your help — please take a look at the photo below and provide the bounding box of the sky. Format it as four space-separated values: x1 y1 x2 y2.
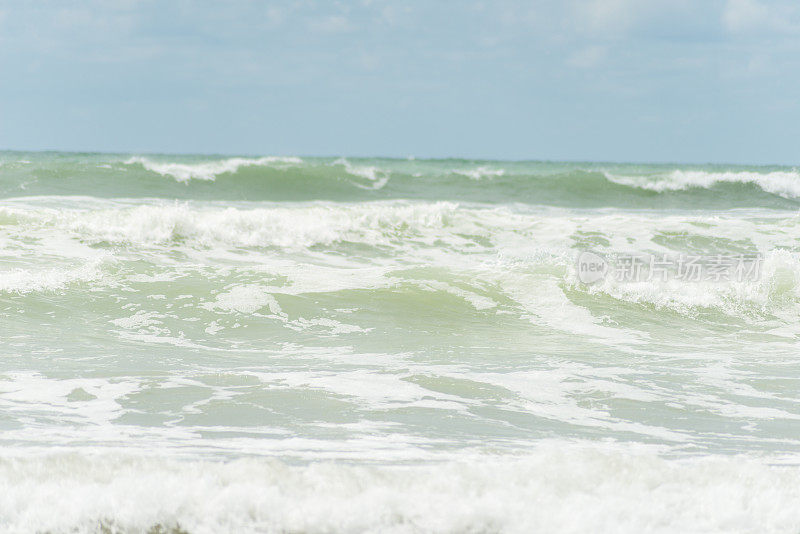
0 0 799 164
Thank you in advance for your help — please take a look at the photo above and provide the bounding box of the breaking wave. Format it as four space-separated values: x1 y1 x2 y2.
0 255 111 294
124 156 303 182
570 249 800 319
4 198 800 323
1 153 798 208
606 169 800 199
4 152 800 532
2 445 799 534
0 201 461 248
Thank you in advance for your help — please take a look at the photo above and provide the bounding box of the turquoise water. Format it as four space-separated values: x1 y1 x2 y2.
2 152 800 533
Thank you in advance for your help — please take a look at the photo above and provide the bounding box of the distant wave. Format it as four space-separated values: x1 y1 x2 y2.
2 155 799 208
605 169 800 198
332 157 391 190
122 155 394 190
124 156 303 182
452 166 506 180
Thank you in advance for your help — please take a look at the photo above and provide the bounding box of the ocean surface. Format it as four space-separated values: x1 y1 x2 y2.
2 152 800 533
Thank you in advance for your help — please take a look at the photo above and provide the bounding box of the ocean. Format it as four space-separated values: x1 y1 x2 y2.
2 152 800 533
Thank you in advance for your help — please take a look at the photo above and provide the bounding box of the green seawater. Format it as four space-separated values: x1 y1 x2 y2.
1 152 800 533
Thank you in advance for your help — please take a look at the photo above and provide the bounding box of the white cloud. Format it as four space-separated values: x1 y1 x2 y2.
579 0 640 33
723 0 769 32
722 0 797 34
571 0 705 37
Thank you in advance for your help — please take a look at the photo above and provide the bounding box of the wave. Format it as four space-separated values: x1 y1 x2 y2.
606 169 800 198
124 156 303 182
332 157 390 189
1 154 799 208
0 255 110 294
452 166 506 180
0 201 461 249
1 444 799 534
5 198 800 323
125 156 392 190
568 249 800 319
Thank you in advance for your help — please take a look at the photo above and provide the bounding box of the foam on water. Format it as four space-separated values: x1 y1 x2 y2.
452 166 506 180
571 249 800 319
4 153 800 533
4 199 800 320
2 444 800 534
0 254 110 293
0 200 461 248
124 156 303 182
3 154 800 208
333 157 391 189
606 169 800 198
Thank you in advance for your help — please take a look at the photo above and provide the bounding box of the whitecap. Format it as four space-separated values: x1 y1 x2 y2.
2 444 800 534
0 255 110 294
333 157 390 190
124 156 303 182
452 166 506 180
605 169 800 198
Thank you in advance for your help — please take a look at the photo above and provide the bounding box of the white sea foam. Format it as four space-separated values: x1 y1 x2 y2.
110 310 165 330
333 157 390 189
204 284 285 315
125 156 303 182
8 199 795 254
0 255 110 294
16 201 462 249
452 166 506 180
419 280 499 310
606 169 800 198
7 155 800 534
0 372 140 428
285 316 369 335
572 249 800 318
6 199 800 319
1 444 800 534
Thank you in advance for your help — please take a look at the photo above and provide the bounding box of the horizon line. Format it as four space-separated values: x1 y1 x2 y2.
0 147 796 169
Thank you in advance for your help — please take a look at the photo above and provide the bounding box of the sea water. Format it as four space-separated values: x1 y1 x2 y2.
1 153 800 533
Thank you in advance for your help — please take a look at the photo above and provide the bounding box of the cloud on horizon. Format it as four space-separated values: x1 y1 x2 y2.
0 0 798 163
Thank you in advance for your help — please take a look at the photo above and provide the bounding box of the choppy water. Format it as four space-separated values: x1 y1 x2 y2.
2 152 800 533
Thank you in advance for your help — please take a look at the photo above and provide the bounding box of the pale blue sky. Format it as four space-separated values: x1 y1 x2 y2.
0 0 798 163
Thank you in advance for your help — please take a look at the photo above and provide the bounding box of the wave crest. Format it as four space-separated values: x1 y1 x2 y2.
571 249 800 318
10 201 461 249
332 158 391 190
606 169 800 198
124 156 303 182
452 166 506 180
0 255 110 294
